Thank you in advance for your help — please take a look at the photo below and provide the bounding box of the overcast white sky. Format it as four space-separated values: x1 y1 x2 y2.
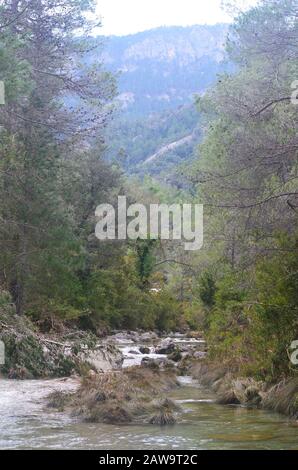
95 0 259 36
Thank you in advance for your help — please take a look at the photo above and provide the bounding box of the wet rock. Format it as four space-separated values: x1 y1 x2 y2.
156 341 176 355
140 332 159 342
170 332 186 338
128 349 140 355
141 356 175 371
139 346 150 354
167 349 182 362
193 351 207 359
82 344 123 372
109 331 135 343
190 362 229 388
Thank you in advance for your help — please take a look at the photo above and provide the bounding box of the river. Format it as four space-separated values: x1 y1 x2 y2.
0 336 297 450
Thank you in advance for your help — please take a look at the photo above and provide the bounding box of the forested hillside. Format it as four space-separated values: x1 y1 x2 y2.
106 104 201 179
94 24 231 176
0 0 297 385
189 0 298 379
0 0 183 332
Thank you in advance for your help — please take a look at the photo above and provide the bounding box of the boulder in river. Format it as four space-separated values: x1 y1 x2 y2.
155 340 176 355
167 349 182 362
141 356 176 371
193 351 207 360
82 344 123 372
140 332 159 342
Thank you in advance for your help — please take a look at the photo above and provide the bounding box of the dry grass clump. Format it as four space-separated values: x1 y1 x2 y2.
262 378 298 418
216 378 264 406
47 390 71 411
149 398 179 425
190 361 298 418
54 366 180 425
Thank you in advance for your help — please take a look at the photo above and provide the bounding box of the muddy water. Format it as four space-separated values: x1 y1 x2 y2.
0 375 298 449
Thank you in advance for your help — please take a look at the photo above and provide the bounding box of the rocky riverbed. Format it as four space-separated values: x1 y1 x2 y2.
1 368 298 450
0 304 206 379
44 332 207 427
104 330 207 371
1 320 298 449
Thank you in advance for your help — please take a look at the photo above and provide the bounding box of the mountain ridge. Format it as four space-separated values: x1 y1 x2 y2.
97 23 230 117
96 24 231 177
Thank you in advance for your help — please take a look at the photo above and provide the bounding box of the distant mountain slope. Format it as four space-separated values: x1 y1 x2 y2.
143 133 195 166
106 103 202 179
99 24 229 117
90 25 231 178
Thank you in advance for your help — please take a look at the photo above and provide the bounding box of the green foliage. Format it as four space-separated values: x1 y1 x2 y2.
198 271 217 307
204 269 249 361
1 0 296 354
203 234 298 379
0 0 118 321
136 239 156 286
244 234 298 378
191 0 298 379
85 252 182 331
0 290 13 310
180 301 205 331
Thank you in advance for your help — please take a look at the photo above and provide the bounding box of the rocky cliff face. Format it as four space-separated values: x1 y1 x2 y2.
104 25 227 64
97 24 230 116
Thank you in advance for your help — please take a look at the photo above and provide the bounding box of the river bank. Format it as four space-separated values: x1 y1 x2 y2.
187 361 298 420
103 331 298 421
1 309 297 423
42 331 298 425
0 307 123 379
1 326 298 449
1 372 298 449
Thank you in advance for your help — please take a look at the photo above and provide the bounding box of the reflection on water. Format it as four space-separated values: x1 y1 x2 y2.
0 376 297 450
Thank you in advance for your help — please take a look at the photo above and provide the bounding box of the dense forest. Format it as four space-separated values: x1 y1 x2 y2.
0 0 297 389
